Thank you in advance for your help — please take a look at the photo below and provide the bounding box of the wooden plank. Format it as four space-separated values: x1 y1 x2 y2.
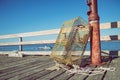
118 21 120 28
0 58 46 77
0 57 22 65
0 56 119 80
0 56 37 66
100 22 111 29
0 56 49 70
68 66 96 80
36 69 66 80
0 56 54 80
68 74 87 80
0 29 60 39
8 60 55 80
84 57 112 80
100 35 120 41
69 56 110 80
0 40 55 46
0 50 120 57
0 62 53 80
0 58 45 76
0 56 38 67
0 56 48 70
23 50 120 56
50 71 74 80
19 51 52 56
20 70 55 80
100 21 120 29
103 58 120 80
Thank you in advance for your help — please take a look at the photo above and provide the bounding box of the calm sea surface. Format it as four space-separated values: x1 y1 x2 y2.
0 41 120 51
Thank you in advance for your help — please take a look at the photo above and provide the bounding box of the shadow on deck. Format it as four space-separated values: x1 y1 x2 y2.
0 55 120 80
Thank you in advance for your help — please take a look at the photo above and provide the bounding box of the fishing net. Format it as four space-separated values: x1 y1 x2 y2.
50 17 91 66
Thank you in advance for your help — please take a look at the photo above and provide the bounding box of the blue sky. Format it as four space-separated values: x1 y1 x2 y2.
0 0 120 35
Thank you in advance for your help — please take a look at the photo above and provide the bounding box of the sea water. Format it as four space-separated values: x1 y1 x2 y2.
0 41 120 51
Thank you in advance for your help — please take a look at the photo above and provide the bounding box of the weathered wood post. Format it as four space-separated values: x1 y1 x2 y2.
19 37 23 51
87 0 102 65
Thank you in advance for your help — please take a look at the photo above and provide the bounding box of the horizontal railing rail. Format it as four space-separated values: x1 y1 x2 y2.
0 29 60 39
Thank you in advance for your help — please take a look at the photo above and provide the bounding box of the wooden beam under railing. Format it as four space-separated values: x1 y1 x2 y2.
0 50 120 57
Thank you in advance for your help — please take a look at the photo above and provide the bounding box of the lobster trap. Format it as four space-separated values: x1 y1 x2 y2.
50 17 91 66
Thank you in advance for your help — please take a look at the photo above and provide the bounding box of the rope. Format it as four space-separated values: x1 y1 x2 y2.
61 65 115 76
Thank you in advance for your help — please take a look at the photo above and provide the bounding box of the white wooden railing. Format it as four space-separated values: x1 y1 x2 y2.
0 21 120 57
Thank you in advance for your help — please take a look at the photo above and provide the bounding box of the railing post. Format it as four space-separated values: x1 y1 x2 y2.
87 0 102 65
19 37 23 51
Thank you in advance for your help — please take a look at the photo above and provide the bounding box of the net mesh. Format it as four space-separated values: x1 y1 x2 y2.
50 17 91 66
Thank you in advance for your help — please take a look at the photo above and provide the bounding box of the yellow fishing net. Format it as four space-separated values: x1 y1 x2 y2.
50 17 91 66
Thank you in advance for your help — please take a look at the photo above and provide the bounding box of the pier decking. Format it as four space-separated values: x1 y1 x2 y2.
0 55 120 80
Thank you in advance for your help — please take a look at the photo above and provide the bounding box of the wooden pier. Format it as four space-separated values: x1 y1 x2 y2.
0 55 120 80
0 21 120 56
0 21 120 80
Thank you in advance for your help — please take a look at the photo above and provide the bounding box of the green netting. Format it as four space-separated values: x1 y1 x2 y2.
50 17 91 66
